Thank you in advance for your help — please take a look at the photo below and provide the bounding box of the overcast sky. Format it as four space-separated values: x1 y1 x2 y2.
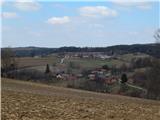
1 0 159 47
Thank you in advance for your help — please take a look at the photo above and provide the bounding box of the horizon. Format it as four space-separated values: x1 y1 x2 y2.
1 42 157 49
1 0 159 47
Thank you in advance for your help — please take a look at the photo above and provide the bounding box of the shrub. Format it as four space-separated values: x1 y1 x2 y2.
14 69 53 83
126 89 144 98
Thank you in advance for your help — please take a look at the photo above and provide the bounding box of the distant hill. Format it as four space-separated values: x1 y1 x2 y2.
2 43 160 58
2 47 57 57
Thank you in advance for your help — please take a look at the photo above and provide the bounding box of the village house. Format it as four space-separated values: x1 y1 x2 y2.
105 76 118 85
88 68 118 85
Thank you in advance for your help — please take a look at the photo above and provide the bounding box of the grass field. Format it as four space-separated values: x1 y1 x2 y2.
15 56 125 73
16 53 150 69
2 78 160 120
16 56 61 68
16 53 150 71
65 58 123 69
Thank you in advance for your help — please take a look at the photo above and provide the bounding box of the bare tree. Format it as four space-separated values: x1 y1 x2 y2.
1 48 17 74
154 29 160 44
146 59 160 99
145 29 160 99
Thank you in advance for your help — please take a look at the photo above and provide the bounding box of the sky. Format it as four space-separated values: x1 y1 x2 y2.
1 0 160 47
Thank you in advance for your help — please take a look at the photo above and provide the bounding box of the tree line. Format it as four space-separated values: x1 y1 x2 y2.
2 43 160 58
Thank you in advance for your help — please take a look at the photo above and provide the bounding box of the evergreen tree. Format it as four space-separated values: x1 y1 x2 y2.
121 73 128 83
45 64 50 74
102 64 109 70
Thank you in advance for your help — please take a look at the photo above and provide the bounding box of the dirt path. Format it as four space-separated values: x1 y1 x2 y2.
126 83 147 92
2 78 160 120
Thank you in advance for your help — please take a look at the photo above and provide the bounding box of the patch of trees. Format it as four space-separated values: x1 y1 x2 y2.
1 48 18 77
132 71 147 88
11 69 54 83
118 63 134 73
131 57 153 69
132 58 160 100
2 47 56 57
67 78 107 92
145 59 160 100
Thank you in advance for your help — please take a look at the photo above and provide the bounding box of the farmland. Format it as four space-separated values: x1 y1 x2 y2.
16 55 124 70
16 56 60 68
2 78 160 120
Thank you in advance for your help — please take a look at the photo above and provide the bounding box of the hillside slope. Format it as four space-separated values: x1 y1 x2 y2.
2 78 160 120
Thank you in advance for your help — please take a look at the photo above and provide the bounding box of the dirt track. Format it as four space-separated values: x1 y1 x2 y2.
1 78 160 120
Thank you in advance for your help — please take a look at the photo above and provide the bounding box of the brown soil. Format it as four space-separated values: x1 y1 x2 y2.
1 78 160 120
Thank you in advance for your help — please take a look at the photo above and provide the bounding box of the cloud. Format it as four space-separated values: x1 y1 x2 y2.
89 24 104 28
113 1 152 10
137 4 151 10
47 16 70 25
14 0 40 11
0 0 4 6
128 31 139 36
79 6 118 17
2 12 18 19
2 26 11 31
53 3 66 9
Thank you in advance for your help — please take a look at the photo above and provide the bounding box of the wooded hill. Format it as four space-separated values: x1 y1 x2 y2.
2 43 160 58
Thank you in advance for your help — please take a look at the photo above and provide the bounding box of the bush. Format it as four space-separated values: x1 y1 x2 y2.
14 69 53 82
126 89 144 98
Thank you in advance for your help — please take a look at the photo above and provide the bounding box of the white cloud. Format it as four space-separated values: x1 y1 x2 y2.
89 24 104 28
113 1 152 10
128 31 139 35
79 6 117 17
2 12 18 19
2 26 11 31
137 4 151 10
0 0 4 6
53 3 66 9
14 0 40 11
47 16 70 25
